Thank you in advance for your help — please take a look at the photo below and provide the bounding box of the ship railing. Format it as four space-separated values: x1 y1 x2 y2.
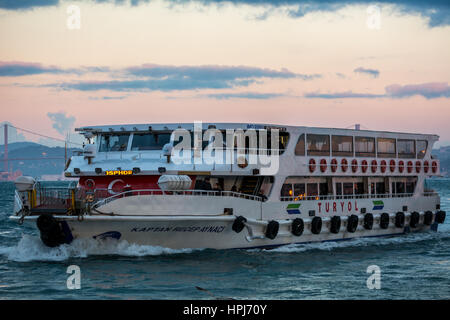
280 192 420 202
92 189 264 208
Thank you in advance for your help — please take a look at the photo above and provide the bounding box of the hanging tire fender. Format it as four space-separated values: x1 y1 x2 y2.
435 211 446 224
311 216 322 234
232 216 247 233
410 211 420 228
330 216 341 234
423 211 433 225
395 212 405 228
347 214 359 233
380 213 390 229
363 213 374 230
291 218 304 236
265 220 279 240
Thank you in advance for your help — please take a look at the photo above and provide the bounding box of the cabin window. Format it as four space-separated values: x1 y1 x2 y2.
343 183 353 196
307 134 330 156
295 134 305 156
376 182 386 195
377 138 396 158
336 182 343 199
397 139 415 159
355 137 375 157
99 133 130 152
332 135 353 156
395 182 405 194
307 183 318 197
281 184 292 198
131 132 171 151
417 140 427 159
319 183 329 198
294 183 306 198
354 182 364 195
406 181 415 194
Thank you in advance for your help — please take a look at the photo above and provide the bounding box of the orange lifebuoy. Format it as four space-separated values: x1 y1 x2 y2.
423 160 429 173
415 161 421 173
407 161 413 173
309 158 316 173
398 160 404 173
371 160 377 173
361 160 368 173
389 159 396 172
341 158 348 172
380 160 387 173
320 159 327 173
431 161 438 173
331 159 338 173
351 159 358 173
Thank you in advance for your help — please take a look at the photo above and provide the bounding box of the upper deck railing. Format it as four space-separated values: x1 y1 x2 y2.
280 191 438 202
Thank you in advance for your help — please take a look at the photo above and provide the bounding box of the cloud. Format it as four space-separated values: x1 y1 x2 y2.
0 61 109 77
47 111 76 135
199 92 285 99
385 82 450 99
46 64 319 92
304 82 450 99
88 95 128 100
353 67 380 78
0 0 58 10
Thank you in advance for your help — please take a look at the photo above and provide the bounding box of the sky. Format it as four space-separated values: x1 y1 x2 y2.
0 0 449 147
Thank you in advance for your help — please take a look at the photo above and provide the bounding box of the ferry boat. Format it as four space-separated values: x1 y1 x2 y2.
10 123 446 249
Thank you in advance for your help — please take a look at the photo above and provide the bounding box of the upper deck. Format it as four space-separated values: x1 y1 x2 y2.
66 122 440 178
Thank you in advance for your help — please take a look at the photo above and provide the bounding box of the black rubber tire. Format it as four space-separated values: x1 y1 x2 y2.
36 213 66 247
410 212 420 228
330 216 341 234
232 216 247 233
311 217 322 235
424 211 433 225
435 211 446 224
395 212 405 228
265 220 279 240
363 213 374 230
291 218 304 236
380 213 390 229
347 214 359 233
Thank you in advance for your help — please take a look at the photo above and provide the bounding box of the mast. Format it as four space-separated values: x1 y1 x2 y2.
4 123 8 172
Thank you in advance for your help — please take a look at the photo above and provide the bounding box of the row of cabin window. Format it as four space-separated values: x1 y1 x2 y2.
98 132 290 152
281 181 415 198
295 134 427 159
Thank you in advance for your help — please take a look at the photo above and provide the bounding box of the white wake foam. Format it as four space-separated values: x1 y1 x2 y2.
1 234 200 262
256 230 450 253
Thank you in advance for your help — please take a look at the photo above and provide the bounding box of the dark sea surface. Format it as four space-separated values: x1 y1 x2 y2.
0 180 449 300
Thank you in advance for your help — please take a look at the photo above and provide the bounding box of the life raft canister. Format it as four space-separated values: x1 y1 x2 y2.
415 161 421 173
361 160 368 173
380 213 390 229
232 216 247 233
395 212 405 228
410 211 420 228
363 213 374 230
309 159 316 173
331 159 338 173
311 216 322 234
398 160 405 173
36 213 69 248
351 159 358 173
265 220 279 240
371 160 377 173
423 211 433 225
291 218 304 236
320 159 327 173
341 158 348 172
389 159 396 173
347 214 359 233
380 160 387 173
330 216 341 234
431 161 438 173
423 161 429 174
435 211 446 224
407 161 413 173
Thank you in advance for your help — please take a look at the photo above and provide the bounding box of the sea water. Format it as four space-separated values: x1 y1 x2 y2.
0 180 449 299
